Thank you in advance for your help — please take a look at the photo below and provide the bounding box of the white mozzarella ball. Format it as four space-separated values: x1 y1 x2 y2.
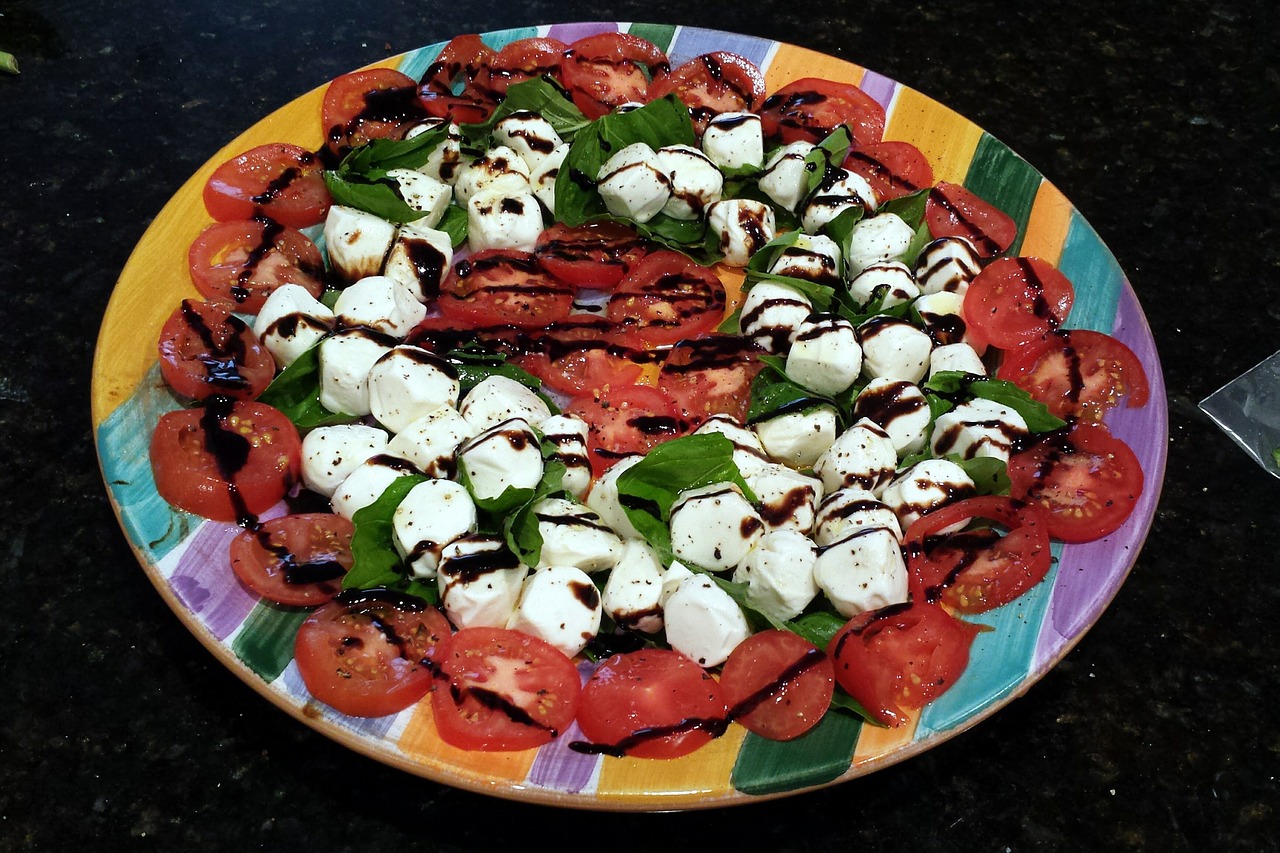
507 565 602 658
768 233 842 284
786 314 863 395
732 528 819 621
437 534 528 629
466 189 545 253
601 539 666 634
669 482 765 572
880 458 977 530
660 561 695 605
663 576 752 667
329 454 422 520
914 236 982 296
532 497 625 572
385 168 452 228
801 169 877 235
739 282 814 353
453 145 531 205
844 213 915 278
813 417 899 495
366 345 461 434
813 487 902 546
323 205 396 284
318 328 394 416
383 223 453 303
384 404 477 478
253 284 335 368
848 260 920 309
693 415 772 477
701 112 764 170
530 142 569 213
754 405 840 469
852 378 931 456
930 342 988 378
456 418 544 502
857 316 934 383
707 198 775 266
597 142 671 223
745 464 823 534
493 111 565 172
758 140 816 211
656 144 724 220
585 456 645 540
539 414 592 499
930 397 1029 462
300 423 389 498
459 374 552 432
913 291 972 348
333 275 427 338
406 119 467 185
393 479 478 578
813 527 909 618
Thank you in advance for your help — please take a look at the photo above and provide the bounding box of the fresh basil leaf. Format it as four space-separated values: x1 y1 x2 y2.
437 342 544 395
457 460 537 515
503 459 569 566
785 611 847 649
717 305 742 334
709 575 788 633
744 270 837 312
828 685 884 726
343 475 431 594
822 204 867 250
257 343 359 430
954 455 1012 496
899 219 934 269
745 230 803 275
340 125 450 174
436 203 469 247
323 171 426 225
803 125 853 196
460 76 589 145
879 188 930 230
747 358 840 425
924 371 1066 433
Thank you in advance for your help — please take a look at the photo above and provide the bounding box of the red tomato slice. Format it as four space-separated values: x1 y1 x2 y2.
758 77 886 147
843 140 934 204
564 384 686 479
904 495 1054 613
322 68 424 151
720 630 834 741
438 249 574 328
202 143 331 229
963 257 1075 349
646 52 765 134
606 250 727 347
996 328 1151 422
513 328 649 396
149 399 301 523
828 601 980 727
295 590 450 718
575 649 728 759
561 32 670 119
657 335 765 426
1008 420 1144 542
486 37 569 96
420 33 496 96
187 219 325 314
157 299 275 402
431 627 582 751
925 182 1017 260
535 221 650 289
229 513 354 606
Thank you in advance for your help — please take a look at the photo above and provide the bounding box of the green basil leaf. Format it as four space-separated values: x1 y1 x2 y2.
803 125 853 196
828 685 885 726
340 125 450 174
257 343 360 431
323 171 427 225
503 459 569 567
924 371 1066 433
460 76 590 145
457 460 537 515
747 357 840 425
899 219 934 269
436 203 469 247
879 188 930 230
953 455 1012 496
343 475 431 594
786 610 847 649
744 270 836 313
823 204 866 250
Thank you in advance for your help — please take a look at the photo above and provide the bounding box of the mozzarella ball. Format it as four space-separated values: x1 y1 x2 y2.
915 236 982 296
813 487 902 546
333 275 427 338
585 456 645 540
507 565 602 658
466 189 544 253
732 528 819 621
813 417 899 495
437 534 527 629
530 142 569 213
701 111 764 170
914 291 970 348
663 576 752 667
754 405 840 469
383 223 453 303
708 198 775 266
456 418 545 502
384 404 476 479
692 415 773 476
813 527 909 617
597 142 671 223
330 454 422 520
393 479 478 578
300 423 390 498
601 539 666 634
786 314 863 395
739 281 813 353
453 145 531 205
930 342 988 378
848 260 920 309
323 205 397 284
386 168 452 228
845 213 916 278
801 169 877 235
857 316 934 383
366 345 460 434
670 482 765 571
880 458 977 530
930 397 1029 462
253 284 335 368
768 233 842 285
744 463 823 534
318 328 394 416
532 497 625 572
539 413 592 498
493 111 565 172
657 144 724 220
758 140 816 211
852 378 931 456
459 374 551 432
406 119 466 185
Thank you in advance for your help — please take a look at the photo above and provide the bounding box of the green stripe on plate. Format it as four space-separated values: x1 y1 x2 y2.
964 134 1043 257
730 710 861 796
626 22 677 52
231 603 309 681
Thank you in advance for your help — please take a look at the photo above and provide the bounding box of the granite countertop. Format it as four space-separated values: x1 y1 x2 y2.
3 0 1277 849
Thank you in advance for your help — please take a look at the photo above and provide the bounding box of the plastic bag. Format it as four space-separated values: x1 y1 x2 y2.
1199 350 1280 479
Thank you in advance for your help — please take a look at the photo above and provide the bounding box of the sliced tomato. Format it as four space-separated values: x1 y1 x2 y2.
843 140 934 204
203 142 330 229
606 250 727 347
925 182 1017 260
646 52 765 134
229 513 354 606
758 77 886 147
575 649 728 759
431 627 581 751
322 68 425 152
963 257 1074 349
486 37 569 96
561 32 670 119
904 495 1054 613
996 328 1151 422
149 398 301 523
295 590 450 718
437 249 574 328
1008 420 1144 542
720 630 834 741
828 601 980 727
187 219 325 314
157 299 275 401
420 33 496 96
657 335 764 426
534 221 650 289
513 328 649 396
564 384 686 478
418 91 495 125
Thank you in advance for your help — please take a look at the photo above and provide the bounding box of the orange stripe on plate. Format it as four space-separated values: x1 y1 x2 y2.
592 725 747 804
851 711 919 766
763 44 865 92
395 698 540 781
1019 179 1074 266
884 87 982 185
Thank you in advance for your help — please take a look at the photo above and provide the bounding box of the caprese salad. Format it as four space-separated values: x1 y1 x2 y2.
149 30 1151 758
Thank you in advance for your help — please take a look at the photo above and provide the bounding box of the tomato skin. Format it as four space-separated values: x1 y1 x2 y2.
657 335 765 426
229 513 354 606
720 631 834 741
187 219 325 314
904 495 1054 613
575 649 728 759
843 140 934 204
925 182 1017 260
646 52 765 133
963 257 1074 349
564 384 687 479
996 329 1151 422
534 221 650 289
322 68 424 151
431 627 582 751
157 299 275 402
295 590 450 718
486 37 569 96
437 249 574 328
149 398 301 523
202 143 331 229
562 32 670 119
759 77 886 147
421 33 496 97
513 331 648 396
606 250 727 347
1008 420 1144 542
828 601 980 727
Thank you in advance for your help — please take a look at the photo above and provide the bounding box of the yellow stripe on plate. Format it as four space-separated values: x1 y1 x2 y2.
395 698 540 781
763 44 865 93
1019 178 1074 266
884 87 983 184
593 725 747 804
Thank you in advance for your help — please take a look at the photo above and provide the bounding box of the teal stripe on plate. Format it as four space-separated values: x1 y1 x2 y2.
963 134 1043 258
627 23 678 53
1059 210 1124 332
231 603 310 681
731 710 861 796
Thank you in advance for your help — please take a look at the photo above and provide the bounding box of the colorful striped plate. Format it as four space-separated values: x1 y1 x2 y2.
91 24 1167 810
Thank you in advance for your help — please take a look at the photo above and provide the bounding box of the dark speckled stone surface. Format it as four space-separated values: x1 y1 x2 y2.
3 0 1278 849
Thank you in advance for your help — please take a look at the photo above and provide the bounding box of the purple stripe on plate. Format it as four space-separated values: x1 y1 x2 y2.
546 22 620 42
858 70 898 112
169 522 257 641
667 28 774 67
526 660 600 793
